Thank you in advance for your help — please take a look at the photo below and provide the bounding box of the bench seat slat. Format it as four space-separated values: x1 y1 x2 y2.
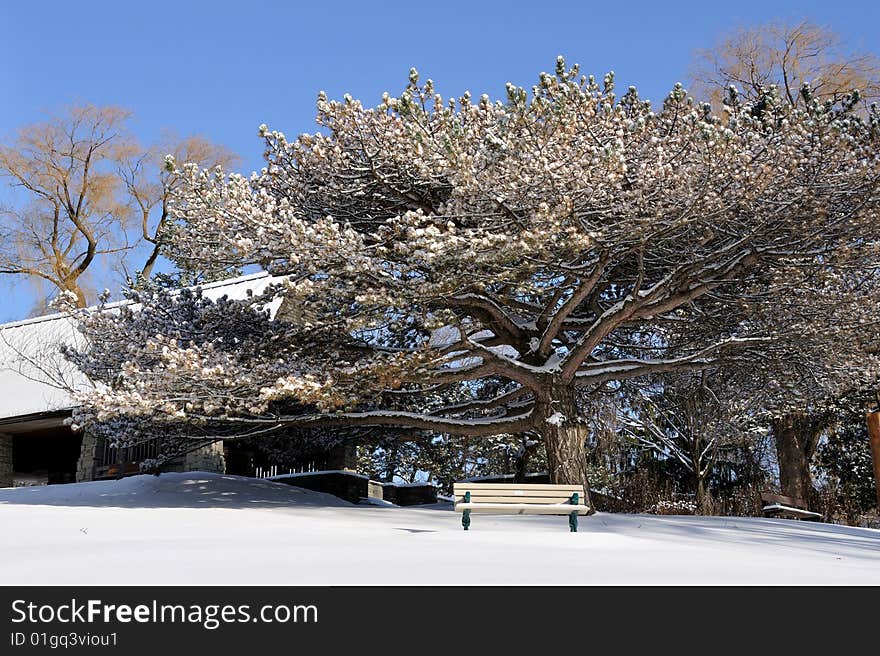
454 503 592 515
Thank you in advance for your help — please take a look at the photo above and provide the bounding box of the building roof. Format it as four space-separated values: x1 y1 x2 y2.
0 272 284 423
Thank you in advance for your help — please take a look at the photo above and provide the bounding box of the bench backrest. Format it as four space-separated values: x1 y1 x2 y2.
453 483 587 506
760 492 808 509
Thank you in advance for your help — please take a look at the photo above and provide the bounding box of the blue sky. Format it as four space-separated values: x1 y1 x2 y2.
1 0 878 321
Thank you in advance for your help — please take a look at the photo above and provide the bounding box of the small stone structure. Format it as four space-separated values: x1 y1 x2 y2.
0 433 12 488
379 482 437 506
368 480 384 499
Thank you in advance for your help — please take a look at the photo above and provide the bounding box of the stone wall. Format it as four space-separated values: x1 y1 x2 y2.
274 471 369 504
0 433 12 488
183 441 226 474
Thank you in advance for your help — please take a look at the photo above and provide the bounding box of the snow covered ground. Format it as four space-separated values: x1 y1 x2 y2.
1 472 878 585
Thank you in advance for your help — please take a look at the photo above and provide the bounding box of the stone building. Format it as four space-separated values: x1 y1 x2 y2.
0 271 440 507
0 272 287 488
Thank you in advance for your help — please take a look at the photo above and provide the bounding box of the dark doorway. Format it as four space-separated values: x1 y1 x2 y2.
13 427 82 485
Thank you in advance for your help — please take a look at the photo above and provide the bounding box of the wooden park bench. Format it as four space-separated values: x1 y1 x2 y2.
452 482 591 532
759 492 822 521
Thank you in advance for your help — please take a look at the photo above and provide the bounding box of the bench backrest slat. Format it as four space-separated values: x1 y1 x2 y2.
455 483 583 491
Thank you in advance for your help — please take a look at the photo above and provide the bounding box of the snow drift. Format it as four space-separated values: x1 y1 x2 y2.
1 473 878 585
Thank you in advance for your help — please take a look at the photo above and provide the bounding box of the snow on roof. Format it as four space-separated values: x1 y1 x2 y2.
0 271 285 422
0 312 85 420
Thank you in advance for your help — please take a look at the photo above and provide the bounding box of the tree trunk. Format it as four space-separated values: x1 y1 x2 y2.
512 435 539 483
139 243 162 283
383 443 399 483
865 410 880 513
771 412 822 504
540 385 594 511
61 281 87 308
690 434 714 515
694 473 709 515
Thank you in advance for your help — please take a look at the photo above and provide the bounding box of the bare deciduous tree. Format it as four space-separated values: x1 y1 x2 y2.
691 20 880 111
118 133 239 285
620 370 767 513
0 106 239 308
0 105 134 307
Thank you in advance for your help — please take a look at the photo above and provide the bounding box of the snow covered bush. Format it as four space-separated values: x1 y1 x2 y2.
647 499 698 516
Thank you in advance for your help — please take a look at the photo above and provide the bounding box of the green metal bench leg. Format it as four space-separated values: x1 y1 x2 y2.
569 492 579 532
462 491 471 531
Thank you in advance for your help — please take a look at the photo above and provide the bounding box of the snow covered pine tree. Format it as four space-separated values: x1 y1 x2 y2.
67 59 880 507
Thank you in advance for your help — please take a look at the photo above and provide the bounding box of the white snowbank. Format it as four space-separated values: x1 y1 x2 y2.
1 473 878 585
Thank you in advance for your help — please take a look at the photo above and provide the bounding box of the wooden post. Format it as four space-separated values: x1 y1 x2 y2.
866 411 880 513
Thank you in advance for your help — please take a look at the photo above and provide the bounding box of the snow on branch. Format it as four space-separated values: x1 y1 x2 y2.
63 59 880 458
